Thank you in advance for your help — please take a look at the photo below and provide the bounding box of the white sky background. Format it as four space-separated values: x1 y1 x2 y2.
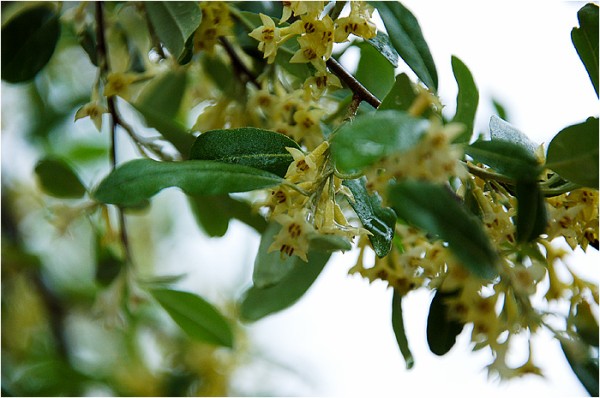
222 1 599 396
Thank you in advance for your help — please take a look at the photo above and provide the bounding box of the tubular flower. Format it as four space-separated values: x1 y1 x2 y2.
334 2 377 42
248 14 281 63
268 210 315 262
194 2 233 54
74 101 108 132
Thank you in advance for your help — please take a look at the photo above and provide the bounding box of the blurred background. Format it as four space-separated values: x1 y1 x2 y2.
2 1 598 396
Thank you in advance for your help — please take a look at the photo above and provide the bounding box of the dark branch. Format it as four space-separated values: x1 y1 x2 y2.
326 57 381 109
219 36 261 89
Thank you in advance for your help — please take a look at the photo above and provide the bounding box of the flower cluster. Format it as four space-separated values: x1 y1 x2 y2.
249 1 376 94
259 141 367 261
194 2 233 54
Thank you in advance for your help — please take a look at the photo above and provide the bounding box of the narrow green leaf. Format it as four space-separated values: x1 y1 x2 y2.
190 127 300 178
546 117 599 189
451 55 479 143
343 178 396 257
188 194 268 237
240 250 331 321
489 115 537 157
94 233 123 287
136 69 187 120
492 99 509 122
379 73 417 112
427 289 465 355
573 301 599 347
372 1 438 91
34 157 86 199
1 5 60 83
571 4 599 97
93 159 283 207
356 41 396 100
392 290 415 369
150 288 234 347
515 181 547 243
561 339 599 396
252 223 297 289
145 2 202 59
330 110 430 174
132 103 196 159
388 181 498 279
466 140 542 182
366 31 400 68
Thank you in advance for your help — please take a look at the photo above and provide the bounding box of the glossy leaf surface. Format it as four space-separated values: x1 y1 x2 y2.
93 159 283 207
344 178 396 257
389 181 498 279
330 110 429 174
145 2 202 59
546 117 599 188
373 1 438 91
1 5 60 83
150 288 234 347
190 127 300 177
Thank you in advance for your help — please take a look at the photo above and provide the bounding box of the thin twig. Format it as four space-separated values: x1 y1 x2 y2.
326 57 381 109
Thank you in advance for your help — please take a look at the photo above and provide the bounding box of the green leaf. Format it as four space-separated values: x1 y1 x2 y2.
515 181 547 243
561 339 599 396
489 115 537 157
366 31 400 68
546 117 599 189
571 4 599 97
573 301 599 347
190 127 300 178
343 178 396 257
392 290 415 369
356 41 396 100
451 55 479 143
466 140 542 182
132 103 196 158
388 181 498 279
188 194 267 237
34 157 86 199
94 233 123 287
372 1 438 91
426 289 465 355
330 110 430 174
492 99 509 122
307 233 352 252
1 5 60 83
379 73 417 112
240 250 331 321
145 2 202 59
93 159 283 207
150 288 234 347
136 69 187 120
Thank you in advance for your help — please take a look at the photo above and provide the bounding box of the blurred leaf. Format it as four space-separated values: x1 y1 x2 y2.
190 127 300 177
489 115 537 156
451 55 478 143
34 157 86 199
427 289 465 355
132 103 196 158
150 288 234 347
94 234 123 287
492 98 509 121
330 110 429 174
571 3 599 97
136 69 187 120
546 117 599 189
573 301 599 347
252 223 297 289
343 178 396 257
240 250 331 321
379 73 417 112
1 5 60 83
93 159 283 207
189 194 268 237
372 1 438 91
466 140 542 182
356 41 395 99
366 31 400 68
392 290 415 369
235 1 283 18
307 233 352 252
145 2 202 59
515 181 547 243
561 339 599 396
388 181 498 279
201 53 235 94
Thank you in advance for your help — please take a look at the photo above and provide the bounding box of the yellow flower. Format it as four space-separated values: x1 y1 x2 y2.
249 14 280 63
74 101 108 132
304 70 342 99
284 141 329 183
194 2 233 54
334 2 376 42
103 72 139 99
281 1 325 22
268 210 315 262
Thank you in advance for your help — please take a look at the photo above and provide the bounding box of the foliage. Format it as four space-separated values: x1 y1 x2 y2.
1 1 598 396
